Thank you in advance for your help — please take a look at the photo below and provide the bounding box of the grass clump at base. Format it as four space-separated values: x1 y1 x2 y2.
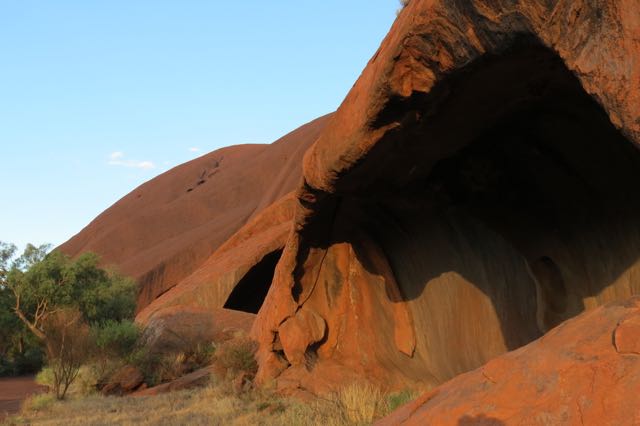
11 376 421 426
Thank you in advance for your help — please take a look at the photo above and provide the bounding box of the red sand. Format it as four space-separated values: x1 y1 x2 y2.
0 376 46 420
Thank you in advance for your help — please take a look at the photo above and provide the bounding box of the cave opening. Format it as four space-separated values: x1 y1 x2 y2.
224 249 283 314
308 37 640 382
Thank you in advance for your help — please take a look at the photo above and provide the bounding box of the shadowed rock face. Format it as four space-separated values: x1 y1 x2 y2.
252 0 640 396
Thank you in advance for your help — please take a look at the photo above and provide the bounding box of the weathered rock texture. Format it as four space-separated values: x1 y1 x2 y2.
60 114 332 311
132 366 214 397
140 306 254 354
377 297 640 425
102 365 145 396
251 0 640 395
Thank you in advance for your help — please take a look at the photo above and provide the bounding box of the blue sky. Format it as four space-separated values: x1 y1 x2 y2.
0 1 398 250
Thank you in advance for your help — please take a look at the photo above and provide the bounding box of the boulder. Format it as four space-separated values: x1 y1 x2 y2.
378 298 640 425
102 365 144 396
140 306 254 354
132 366 213 397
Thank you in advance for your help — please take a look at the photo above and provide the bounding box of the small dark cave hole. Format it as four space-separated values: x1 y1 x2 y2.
531 256 568 314
223 249 283 314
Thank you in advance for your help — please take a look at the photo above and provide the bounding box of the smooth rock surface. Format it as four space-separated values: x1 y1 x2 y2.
378 298 640 425
60 114 332 311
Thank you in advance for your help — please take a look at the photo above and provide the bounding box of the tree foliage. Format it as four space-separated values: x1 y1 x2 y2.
6 248 136 341
1 241 138 378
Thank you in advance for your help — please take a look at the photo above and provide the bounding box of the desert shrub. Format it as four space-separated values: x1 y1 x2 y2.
36 366 55 387
153 352 190 385
74 365 101 396
90 319 141 383
43 309 93 399
22 393 56 412
94 320 140 357
188 342 215 367
213 337 258 378
383 389 419 414
38 364 98 396
124 341 215 387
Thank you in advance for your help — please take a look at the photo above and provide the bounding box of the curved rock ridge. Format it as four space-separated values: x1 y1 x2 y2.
252 0 640 395
136 192 297 326
60 113 333 311
377 297 640 425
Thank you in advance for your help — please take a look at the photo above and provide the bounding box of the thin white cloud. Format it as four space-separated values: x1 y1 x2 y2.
107 151 156 170
188 147 201 153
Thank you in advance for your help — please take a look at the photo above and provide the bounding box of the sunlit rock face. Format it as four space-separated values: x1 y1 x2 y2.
60 114 332 312
252 0 640 395
377 298 640 425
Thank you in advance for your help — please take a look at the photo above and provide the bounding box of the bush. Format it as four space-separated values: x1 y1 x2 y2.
36 366 55 387
383 389 419 413
124 341 215 387
94 320 140 357
37 364 98 396
43 309 93 399
22 393 56 412
213 337 258 378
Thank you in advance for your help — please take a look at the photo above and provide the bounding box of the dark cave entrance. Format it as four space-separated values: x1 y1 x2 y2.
224 249 283 314
314 37 640 380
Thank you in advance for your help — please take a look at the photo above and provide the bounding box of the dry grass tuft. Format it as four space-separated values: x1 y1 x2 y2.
333 382 383 424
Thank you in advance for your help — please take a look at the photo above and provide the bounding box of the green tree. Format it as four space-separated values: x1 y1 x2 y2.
0 243 47 375
5 248 137 342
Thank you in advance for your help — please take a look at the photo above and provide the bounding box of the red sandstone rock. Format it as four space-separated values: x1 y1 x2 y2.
140 306 254 354
252 0 640 400
278 308 326 367
378 298 640 425
102 365 144 396
136 193 298 326
59 114 332 311
132 366 213 397
614 314 640 355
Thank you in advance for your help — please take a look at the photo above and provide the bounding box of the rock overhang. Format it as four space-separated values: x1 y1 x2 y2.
252 0 640 393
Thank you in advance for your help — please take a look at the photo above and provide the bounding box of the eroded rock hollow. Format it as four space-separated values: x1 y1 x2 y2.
253 0 640 393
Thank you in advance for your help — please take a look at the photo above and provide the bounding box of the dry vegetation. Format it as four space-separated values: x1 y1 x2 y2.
6 334 419 425
8 379 419 426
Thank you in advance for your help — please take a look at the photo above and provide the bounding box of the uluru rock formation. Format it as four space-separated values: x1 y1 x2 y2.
62 0 640 422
